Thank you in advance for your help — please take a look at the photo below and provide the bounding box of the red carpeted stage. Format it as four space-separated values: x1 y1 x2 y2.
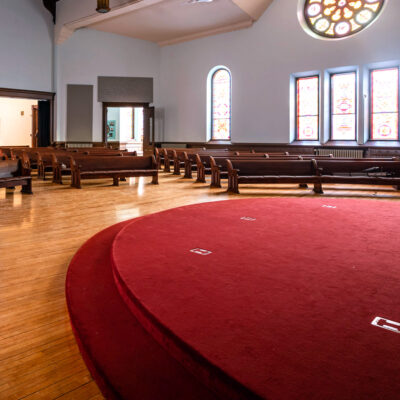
66 198 400 400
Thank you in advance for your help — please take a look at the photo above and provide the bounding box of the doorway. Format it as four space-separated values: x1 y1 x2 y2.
0 88 55 147
103 102 155 155
0 97 38 147
31 101 51 147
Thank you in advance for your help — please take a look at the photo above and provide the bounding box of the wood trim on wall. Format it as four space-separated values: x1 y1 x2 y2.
0 88 56 144
156 141 400 149
52 140 400 157
155 141 400 157
53 141 105 147
0 88 55 100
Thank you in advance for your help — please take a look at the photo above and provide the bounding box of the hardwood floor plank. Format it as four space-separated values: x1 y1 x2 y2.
19 371 93 400
52 381 101 400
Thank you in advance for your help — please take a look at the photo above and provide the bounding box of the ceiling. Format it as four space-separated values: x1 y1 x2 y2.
58 0 274 46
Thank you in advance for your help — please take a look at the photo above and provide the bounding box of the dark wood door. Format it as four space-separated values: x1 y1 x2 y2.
143 106 155 155
31 105 38 147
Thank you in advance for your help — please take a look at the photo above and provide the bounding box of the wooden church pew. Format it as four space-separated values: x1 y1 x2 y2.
0 153 32 194
70 155 158 188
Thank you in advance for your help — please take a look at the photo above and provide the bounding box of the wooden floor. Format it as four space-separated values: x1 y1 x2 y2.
1 172 399 400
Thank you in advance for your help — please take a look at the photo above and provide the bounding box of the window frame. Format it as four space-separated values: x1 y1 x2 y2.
369 66 400 142
300 0 387 41
295 75 320 141
329 71 358 142
210 67 232 142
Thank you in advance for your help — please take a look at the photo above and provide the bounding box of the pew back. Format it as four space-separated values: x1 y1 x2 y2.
228 159 315 176
72 155 155 171
316 160 400 176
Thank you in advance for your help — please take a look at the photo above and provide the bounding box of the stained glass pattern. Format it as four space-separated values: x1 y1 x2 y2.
297 76 319 140
371 68 399 141
212 69 231 140
331 72 357 140
304 0 385 39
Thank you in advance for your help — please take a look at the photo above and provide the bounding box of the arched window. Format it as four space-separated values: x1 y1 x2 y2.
210 67 231 141
300 0 385 40
330 71 357 140
370 67 399 141
295 75 320 141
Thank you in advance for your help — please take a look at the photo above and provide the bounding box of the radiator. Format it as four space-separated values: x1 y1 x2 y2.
316 148 364 158
66 143 93 148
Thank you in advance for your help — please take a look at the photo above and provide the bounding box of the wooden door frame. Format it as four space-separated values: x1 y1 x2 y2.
143 106 155 153
102 102 150 145
0 88 55 144
31 105 39 147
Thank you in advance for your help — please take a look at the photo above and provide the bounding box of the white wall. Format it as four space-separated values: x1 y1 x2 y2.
0 0 54 92
159 0 400 143
0 98 37 146
55 28 160 142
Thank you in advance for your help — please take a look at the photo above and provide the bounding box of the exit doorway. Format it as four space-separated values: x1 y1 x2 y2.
0 88 54 147
103 102 155 155
0 97 51 148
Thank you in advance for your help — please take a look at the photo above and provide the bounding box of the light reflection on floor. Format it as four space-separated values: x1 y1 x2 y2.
115 207 141 222
128 177 145 196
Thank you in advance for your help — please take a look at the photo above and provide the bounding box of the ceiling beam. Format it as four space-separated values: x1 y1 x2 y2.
232 0 274 21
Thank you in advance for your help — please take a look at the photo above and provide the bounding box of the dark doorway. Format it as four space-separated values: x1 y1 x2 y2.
38 100 51 147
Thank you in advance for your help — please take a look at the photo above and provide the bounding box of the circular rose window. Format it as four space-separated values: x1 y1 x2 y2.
300 0 386 39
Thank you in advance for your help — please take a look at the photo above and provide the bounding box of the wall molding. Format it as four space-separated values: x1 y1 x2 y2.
156 141 400 157
0 88 55 100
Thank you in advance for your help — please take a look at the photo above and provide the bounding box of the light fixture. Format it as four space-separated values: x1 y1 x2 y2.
96 0 110 13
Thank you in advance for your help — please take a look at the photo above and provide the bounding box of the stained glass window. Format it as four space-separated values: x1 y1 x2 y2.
211 68 231 141
303 0 385 40
370 68 399 141
296 76 319 141
331 72 357 140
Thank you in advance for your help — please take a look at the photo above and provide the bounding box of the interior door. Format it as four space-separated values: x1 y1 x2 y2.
37 100 51 147
31 105 38 147
142 106 155 155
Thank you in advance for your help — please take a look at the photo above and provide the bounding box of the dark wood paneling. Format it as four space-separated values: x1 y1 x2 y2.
156 142 400 157
0 88 55 100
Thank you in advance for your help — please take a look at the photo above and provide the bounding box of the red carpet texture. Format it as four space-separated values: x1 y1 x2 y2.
66 222 217 400
68 198 400 400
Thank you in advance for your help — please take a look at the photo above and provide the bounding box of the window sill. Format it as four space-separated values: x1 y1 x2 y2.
290 141 321 146
208 140 232 145
323 141 360 147
364 141 400 147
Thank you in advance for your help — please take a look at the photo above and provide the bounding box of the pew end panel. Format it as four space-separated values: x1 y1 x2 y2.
210 156 223 188
226 159 239 194
195 154 207 183
0 154 32 194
